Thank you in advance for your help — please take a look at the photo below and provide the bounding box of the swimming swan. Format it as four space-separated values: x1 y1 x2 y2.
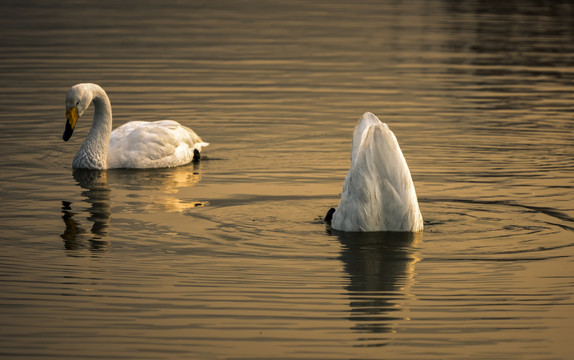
63 83 208 169
326 112 423 232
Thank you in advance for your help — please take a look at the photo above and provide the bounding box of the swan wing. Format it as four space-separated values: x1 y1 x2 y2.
333 116 423 232
107 120 208 169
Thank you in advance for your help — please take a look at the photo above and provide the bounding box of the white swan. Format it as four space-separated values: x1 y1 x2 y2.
63 83 208 169
326 112 423 232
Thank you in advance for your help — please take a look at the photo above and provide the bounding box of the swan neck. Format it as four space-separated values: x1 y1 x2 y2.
73 85 112 169
92 88 112 137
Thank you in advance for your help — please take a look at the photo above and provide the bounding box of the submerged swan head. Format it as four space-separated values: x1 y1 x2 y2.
63 83 98 141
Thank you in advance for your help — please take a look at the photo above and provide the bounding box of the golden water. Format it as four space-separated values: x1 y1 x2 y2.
0 0 573 359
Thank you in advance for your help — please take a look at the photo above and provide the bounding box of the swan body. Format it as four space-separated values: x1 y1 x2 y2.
63 83 208 169
329 112 423 232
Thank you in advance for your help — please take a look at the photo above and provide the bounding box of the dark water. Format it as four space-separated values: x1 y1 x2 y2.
1 0 573 359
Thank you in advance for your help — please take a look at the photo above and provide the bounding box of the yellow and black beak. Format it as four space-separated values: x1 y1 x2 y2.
63 106 78 141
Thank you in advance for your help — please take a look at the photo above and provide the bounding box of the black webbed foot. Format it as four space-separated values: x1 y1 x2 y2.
192 149 201 162
324 208 336 223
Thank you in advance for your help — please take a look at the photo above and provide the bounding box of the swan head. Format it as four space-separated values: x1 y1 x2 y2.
63 84 92 141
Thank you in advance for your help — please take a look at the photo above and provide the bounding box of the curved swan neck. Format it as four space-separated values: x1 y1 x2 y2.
72 84 113 170
91 85 112 128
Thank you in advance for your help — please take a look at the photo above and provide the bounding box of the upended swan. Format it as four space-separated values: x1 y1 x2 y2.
325 112 423 232
63 83 208 169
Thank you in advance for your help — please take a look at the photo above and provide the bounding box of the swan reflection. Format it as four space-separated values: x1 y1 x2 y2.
60 163 204 250
60 170 111 251
107 162 206 213
336 230 422 346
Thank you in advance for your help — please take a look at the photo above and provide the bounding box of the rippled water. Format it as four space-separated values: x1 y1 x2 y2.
1 0 573 359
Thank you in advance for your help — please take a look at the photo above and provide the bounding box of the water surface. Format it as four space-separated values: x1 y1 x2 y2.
0 0 573 359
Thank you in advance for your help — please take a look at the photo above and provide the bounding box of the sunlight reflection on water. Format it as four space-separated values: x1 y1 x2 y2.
0 0 573 359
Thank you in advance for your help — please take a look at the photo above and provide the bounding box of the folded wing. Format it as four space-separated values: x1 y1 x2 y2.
332 113 423 232
108 120 208 168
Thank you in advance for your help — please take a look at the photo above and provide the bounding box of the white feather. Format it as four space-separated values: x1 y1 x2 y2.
64 83 208 170
331 112 423 232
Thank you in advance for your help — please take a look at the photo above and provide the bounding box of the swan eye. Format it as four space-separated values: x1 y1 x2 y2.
75 101 79 106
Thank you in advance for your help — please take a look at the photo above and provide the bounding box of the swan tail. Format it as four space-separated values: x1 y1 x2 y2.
332 113 423 232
